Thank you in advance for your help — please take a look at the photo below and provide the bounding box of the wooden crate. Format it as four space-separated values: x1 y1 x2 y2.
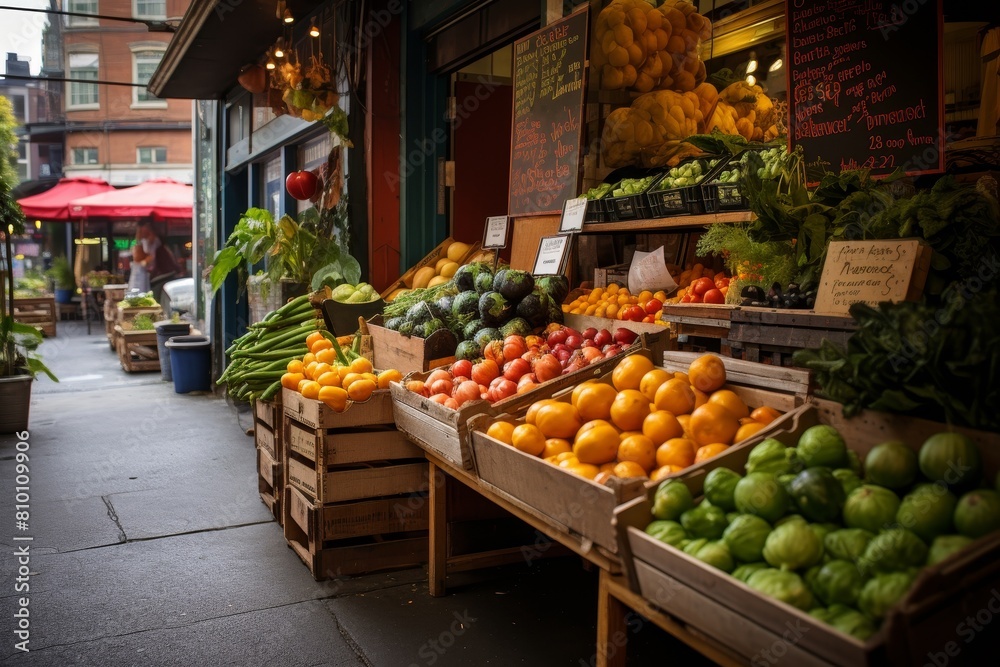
13 296 56 337
284 416 426 505
390 330 672 472
615 400 1000 667
257 446 282 522
727 307 857 366
470 351 808 554
367 314 458 375
281 387 394 430
283 486 429 581
114 326 160 373
379 237 485 300
253 397 283 461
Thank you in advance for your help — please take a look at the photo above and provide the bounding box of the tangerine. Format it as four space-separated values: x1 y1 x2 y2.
688 354 726 393
638 369 672 402
486 421 515 444
541 438 573 458
750 406 782 425
511 424 546 456
535 402 582 439
734 421 766 442
650 465 685 482
574 382 618 421
689 403 740 447
617 435 657 472
655 437 697 468
654 378 696 415
694 443 729 463
642 410 683 445
613 461 649 478
612 354 655 391
609 389 651 431
573 423 620 465
708 389 750 419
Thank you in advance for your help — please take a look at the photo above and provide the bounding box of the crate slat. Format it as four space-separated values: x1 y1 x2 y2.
257 447 282 523
286 458 428 506
282 388 394 430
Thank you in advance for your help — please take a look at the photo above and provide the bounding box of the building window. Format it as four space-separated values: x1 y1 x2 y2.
133 0 166 19
73 147 99 165
11 96 26 123
133 49 165 105
68 52 99 108
138 147 167 164
67 0 99 26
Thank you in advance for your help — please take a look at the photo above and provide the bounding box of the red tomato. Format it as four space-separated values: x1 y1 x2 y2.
471 359 500 385
691 277 715 296
714 276 730 289
626 305 645 322
689 293 703 303
285 170 318 200
644 298 663 315
503 357 531 382
703 288 726 304
451 359 472 379
642 315 655 323
532 353 562 383
680 294 693 303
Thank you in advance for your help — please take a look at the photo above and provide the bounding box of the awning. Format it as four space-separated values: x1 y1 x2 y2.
148 0 325 99
16 177 115 221
69 178 193 221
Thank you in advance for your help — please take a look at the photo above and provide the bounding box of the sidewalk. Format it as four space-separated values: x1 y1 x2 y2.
0 321 704 666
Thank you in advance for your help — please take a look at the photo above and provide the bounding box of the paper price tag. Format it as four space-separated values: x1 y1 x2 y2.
532 235 570 276
559 197 587 233
482 216 510 249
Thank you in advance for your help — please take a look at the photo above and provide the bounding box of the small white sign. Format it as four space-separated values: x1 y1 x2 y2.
559 197 588 233
483 216 510 249
532 235 570 276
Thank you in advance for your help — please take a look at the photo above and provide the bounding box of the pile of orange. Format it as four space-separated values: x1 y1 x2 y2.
279 331 402 412
486 352 783 482
561 284 668 323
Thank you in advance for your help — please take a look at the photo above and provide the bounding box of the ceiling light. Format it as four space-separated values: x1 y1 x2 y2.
769 58 783 72
283 8 294 23
274 43 284 58
746 51 758 74
746 74 756 86
266 59 276 70
309 23 320 38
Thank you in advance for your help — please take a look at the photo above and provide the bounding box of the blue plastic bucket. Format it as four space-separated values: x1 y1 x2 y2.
154 321 192 382
164 335 212 393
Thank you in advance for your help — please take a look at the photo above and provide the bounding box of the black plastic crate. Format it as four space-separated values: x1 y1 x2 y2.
645 157 727 218
584 198 607 223
606 190 652 221
702 147 803 213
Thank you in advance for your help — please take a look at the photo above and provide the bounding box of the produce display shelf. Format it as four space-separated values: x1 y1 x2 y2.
580 211 753 233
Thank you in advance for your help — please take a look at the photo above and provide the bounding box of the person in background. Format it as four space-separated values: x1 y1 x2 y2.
127 223 157 292
146 223 180 303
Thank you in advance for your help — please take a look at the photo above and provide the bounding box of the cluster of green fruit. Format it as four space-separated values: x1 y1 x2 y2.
329 282 380 304
646 424 998 641
652 157 721 190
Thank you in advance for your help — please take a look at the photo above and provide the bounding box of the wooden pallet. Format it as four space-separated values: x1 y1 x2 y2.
114 326 160 372
727 307 857 366
257 446 282 522
13 296 56 337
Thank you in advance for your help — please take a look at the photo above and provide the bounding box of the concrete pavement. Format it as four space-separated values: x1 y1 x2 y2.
0 320 706 666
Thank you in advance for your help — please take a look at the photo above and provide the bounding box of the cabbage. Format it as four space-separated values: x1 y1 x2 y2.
746 569 815 611
763 519 824 571
858 572 915 620
824 528 875 562
652 480 694 521
722 514 772 563
680 503 729 540
813 560 864 606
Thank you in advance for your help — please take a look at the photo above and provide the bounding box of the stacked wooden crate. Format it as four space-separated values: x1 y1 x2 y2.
253 397 283 522
13 296 56 337
102 285 128 347
281 388 430 581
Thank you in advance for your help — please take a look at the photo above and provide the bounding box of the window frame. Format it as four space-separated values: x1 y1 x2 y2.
72 147 99 165
130 44 167 108
137 146 168 164
132 0 166 19
67 0 99 27
66 51 100 110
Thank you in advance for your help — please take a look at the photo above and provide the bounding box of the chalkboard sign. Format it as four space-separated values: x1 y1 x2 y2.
508 8 589 217
786 0 944 182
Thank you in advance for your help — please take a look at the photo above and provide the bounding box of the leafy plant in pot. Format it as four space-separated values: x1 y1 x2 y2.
0 141 58 432
47 256 77 304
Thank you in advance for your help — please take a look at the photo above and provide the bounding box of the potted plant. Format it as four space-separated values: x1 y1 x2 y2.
1 165 57 434
47 256 76 304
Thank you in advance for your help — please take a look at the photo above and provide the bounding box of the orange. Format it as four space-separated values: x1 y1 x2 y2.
572 423 620 465
695 443 729 463
511 424 546 456
689 403 740 447
577 419 616 436
611 354 655 391
734 421 766 442
688 354 726 393
300 381 321 400
654 378 696 415
650 465 684 482
655 437 697 468
315 348 338 365
305 331 325 349
535 402 582 439
673 371 689 383
286 359 304 374
573 382 618 422
541 438 572 458
751 406 782 425
692 388 709 409
310 338 333 354
613 461 649 478
567 463 600 480
377 369 403 389
708 389 750 419
555 452 577 465
599 461 618 473
347 378 377 402
281 372 304 390
526 399 557 425
486 421 515 445
316 371 342 387
617 434 657 472
677 414 693 439
642 410 683 445
619 430 643 441
349 357 374 375
318 386 348 411
609 389 651 431
639 369 672 402
571 380 599 407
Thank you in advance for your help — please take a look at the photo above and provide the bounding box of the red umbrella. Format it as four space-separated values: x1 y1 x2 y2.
16 177 114 221
68 178 193 220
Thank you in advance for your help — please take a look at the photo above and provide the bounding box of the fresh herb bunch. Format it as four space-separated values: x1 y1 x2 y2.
793 282 1000 431
121 292 158 308
696 223 797 297
131 314 155 331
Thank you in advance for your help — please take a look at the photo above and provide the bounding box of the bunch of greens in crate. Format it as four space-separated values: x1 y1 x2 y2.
13 271 48 298
653 157 721 190
120 291 158 308
696 223 797 302
708 147 798 185
793 284 1000 431
130 314 156 331
612 175 657 197
580 183 612 200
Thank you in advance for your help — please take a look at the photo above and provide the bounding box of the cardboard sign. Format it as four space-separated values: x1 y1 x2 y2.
483 216 510 249
814 239 930 314
559 197 587 233
532 235 571 276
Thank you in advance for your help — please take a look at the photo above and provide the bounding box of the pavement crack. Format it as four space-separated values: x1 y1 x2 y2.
101 496 127 543
319 603 374 667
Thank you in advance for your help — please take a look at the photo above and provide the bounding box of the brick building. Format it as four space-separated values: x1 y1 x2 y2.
59 0 192 185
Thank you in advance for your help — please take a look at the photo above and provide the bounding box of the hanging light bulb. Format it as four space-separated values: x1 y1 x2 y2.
309 23 320 38
266 59 276 70
746 51 758 74
769 58 783 72
35 220 41 229
283 8 294 23
746 74 756 86
274 40 284 59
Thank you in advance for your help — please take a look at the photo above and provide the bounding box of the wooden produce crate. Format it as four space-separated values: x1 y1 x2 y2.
615 400 1000 667
367 314 457 375
103 284 128 302
254 397 283 522
257 446 282 522
379 237 484 300
281 386 395 430
727 307 858 366
390 330 672 472
470 351 809 555
13 296 56 337
114 326 160 372
283 485 429 581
